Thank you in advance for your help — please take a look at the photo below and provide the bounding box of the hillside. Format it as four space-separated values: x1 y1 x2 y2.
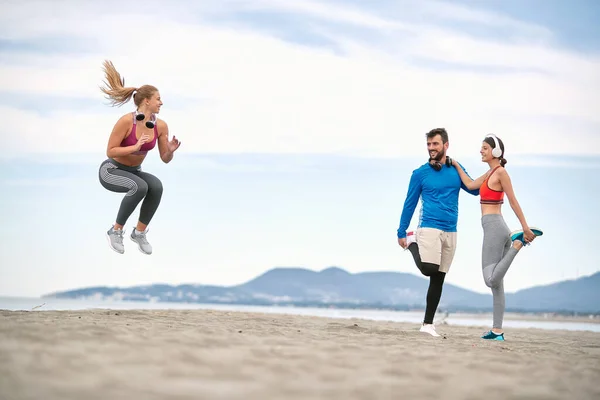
43 267 600 314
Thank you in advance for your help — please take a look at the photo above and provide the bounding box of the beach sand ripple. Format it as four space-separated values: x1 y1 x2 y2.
1 309 599 400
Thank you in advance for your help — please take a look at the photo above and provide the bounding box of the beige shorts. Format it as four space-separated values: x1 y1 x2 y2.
416 228 457 273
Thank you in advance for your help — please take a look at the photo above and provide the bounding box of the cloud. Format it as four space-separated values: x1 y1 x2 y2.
242 0 401 30
412 0 554 39
1 0 599 159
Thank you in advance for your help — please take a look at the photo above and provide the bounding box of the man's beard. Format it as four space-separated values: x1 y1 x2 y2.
430 150 445 162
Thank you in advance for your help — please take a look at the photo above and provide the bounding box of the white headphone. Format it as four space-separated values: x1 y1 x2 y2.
486 134 503 158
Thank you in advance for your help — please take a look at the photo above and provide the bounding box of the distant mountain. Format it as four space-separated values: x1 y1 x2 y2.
503 272 600 313
231 266 489 308
42 267 600 314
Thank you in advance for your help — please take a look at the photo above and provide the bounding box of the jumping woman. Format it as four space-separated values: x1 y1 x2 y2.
452 134 542 341
98 60 181 255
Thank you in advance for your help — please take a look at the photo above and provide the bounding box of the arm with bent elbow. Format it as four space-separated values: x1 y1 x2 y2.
105 117 149 158
453 160 485 193
107 142 145 158
157 120 181 164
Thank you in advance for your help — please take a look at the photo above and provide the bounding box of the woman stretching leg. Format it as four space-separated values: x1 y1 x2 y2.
452 134 543 340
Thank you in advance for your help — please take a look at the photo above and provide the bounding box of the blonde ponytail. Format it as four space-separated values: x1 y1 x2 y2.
100 60 137 107
100 60 158 108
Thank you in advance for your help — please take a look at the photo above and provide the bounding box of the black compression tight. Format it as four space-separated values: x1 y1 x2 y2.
407 242 439 277
408 243 447 324
424 271 446 324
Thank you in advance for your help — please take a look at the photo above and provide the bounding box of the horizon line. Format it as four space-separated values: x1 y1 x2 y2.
21 265 600 299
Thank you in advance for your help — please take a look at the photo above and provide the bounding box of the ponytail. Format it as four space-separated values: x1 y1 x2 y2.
500 157 507 167
100 60 137 107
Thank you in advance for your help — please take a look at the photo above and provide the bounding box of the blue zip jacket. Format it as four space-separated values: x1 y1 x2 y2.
397 162 479 238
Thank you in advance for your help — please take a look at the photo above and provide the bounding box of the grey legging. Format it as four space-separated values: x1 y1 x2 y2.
98 158 163 226
481 214 520 329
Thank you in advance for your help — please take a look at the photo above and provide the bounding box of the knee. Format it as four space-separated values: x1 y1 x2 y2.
421 262 439 277
148 178 163 196
484 276 500 289
131 181 148 198
153 179 163 195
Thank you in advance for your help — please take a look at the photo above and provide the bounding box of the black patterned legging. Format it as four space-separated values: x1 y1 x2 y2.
98 158 163 226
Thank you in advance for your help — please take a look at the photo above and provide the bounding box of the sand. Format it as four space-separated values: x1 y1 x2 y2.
1 309 599 400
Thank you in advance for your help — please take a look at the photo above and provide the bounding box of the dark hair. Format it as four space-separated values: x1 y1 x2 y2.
483 136 507 167
100 60 158 107
426 128 448 144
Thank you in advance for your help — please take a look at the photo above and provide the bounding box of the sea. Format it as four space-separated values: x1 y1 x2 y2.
1 296 599 333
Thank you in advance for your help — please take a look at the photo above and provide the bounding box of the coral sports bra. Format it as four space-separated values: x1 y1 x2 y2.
480 166 504 205
120 112 158 155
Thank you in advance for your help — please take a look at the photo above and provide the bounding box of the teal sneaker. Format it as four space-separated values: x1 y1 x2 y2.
481 330 505 341
510 227 543 244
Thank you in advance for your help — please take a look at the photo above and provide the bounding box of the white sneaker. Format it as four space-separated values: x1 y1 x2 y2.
130 228 152 255
406 231 417 247
420 324 440 337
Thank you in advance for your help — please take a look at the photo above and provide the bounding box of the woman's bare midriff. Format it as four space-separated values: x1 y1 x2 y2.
481 203 502 216
112 154 148 167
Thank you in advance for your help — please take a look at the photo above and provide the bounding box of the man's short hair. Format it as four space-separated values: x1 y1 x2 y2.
426 128 448 144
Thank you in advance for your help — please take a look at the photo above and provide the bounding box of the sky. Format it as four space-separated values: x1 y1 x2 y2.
0 0 599 298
